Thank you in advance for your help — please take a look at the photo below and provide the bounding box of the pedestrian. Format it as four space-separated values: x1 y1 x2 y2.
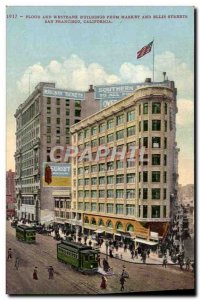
88 240 92 247
103 258 110 273
97 254 101 267
7 248 12 260
124 244 127 252
109 248 113 258
14 256 20 270
185 257 191 271
120 253 123 260
84 236 87 245
33 267 38 280
147 249 150 258
100 276 107 289
162 256 167 268
135 249 138 258
131 250 134 259
120 275 126 291
179 259 184 270
48 266 54 279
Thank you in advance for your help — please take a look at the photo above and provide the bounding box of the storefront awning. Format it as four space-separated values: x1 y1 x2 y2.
94 229 105 234
134 238 158 246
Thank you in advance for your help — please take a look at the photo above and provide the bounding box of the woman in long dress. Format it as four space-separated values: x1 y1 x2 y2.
33 267 38 280
100 276 107 289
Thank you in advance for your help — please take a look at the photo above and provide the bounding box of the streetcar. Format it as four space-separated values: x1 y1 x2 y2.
57 240 99 274
16 225 36 243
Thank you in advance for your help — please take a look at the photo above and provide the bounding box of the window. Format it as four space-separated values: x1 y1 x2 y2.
47 107 51 114
65 99 70 106
66 119 70 126
91 126 97 135
163 188 167 200
127 110 135 122
143 171 148 182
78 190 84 197
127 160 135 168
126 189 135 199
152 189 160 200
107 176 114 184
152 154 160 165
116 204 124 214
84 178 90 185
139 121 141 132
66 109 70 116
107 119 114 129
47 126 51 134
84 129 90 138
99 123 106 133
127 126 135 137
126 205 134 215
99 203 104 212
75 100 81 108
152 102 161 114
116 174 124 184
91 203 97 211
143 205 148 218
163 206 166 218
143 103 148 114
139 104 141 115
107 162 114 171
164 171 167 183
152 137 161 148
78 179 84 185
84 166 89 174
107 133 114 143
57 108 60 115
127 141 136 152
65 127 70 134
91 139 97 147
165 103 168 114
66 137 70 144
152 171 160 182
91 165 97 173
84 190 90 198
165 121 167 132
75 110 81 117
47 97 51 104
99 136 105 145
116 160 123 169
107 204 113 213
164 138 167 149
116 189 124 198
152 120 161 131
91 191 97 198
127 173 135 183
56 136 60 144
164 155 167 166
56 127 60 135
99 177 105 185
143 188 148 200
47 136 51 143
99 163 105 172
91 177 97 185
56 98 60 105
107 190 114 198
99 190 105 198
116 114 124 125
143 137 148 148
78 132 83 141
47 117 51 124
78 167 84 175
116 130 124 140
142 121 148 132
85 203 90 211
152 206 160 218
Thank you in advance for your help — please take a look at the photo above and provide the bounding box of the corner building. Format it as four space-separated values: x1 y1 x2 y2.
71 83 178 241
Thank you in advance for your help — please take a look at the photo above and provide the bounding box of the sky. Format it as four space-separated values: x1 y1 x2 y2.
6 5 194 185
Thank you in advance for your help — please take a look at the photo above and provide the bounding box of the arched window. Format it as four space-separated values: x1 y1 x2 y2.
98 219 104 226
127 224 134 232
84 216 89 224
106 220 113 228
91 217 96 225
116 222 123 230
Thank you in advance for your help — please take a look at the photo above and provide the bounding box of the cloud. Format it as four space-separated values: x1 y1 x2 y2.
176 99 194 126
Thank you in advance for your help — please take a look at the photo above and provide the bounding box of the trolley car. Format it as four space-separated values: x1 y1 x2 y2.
57 240 99 273
16 225 36 243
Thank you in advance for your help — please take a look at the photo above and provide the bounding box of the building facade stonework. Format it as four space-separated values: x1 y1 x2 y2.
70 83 178 240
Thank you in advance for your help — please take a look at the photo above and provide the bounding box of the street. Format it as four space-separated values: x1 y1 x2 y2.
6 222 195 295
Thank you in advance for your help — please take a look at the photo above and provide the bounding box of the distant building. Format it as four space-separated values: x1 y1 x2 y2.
70 79 179 242
178 184 194 234
6 169 16 218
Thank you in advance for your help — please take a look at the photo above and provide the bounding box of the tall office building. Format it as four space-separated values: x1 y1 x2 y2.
70 80 179 241
14 82 100 222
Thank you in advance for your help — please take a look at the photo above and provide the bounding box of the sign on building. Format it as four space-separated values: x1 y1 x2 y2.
42 162 71 187
43 87 85 100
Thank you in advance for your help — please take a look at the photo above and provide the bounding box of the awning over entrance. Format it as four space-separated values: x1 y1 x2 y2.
134 238 158 246
94 229 105 234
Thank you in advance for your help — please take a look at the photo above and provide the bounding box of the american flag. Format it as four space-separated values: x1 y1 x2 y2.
137 41 153 59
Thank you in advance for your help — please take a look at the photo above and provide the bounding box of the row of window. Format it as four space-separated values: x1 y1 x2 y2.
47 136 70 144
139 102 167 115
46 106 81 117
139 120 168 132
78 188 167 200
46 98 81 107
47 126 70 135
79 203 166 218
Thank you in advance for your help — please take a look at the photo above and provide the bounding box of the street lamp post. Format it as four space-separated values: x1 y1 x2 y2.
105 241 109 261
